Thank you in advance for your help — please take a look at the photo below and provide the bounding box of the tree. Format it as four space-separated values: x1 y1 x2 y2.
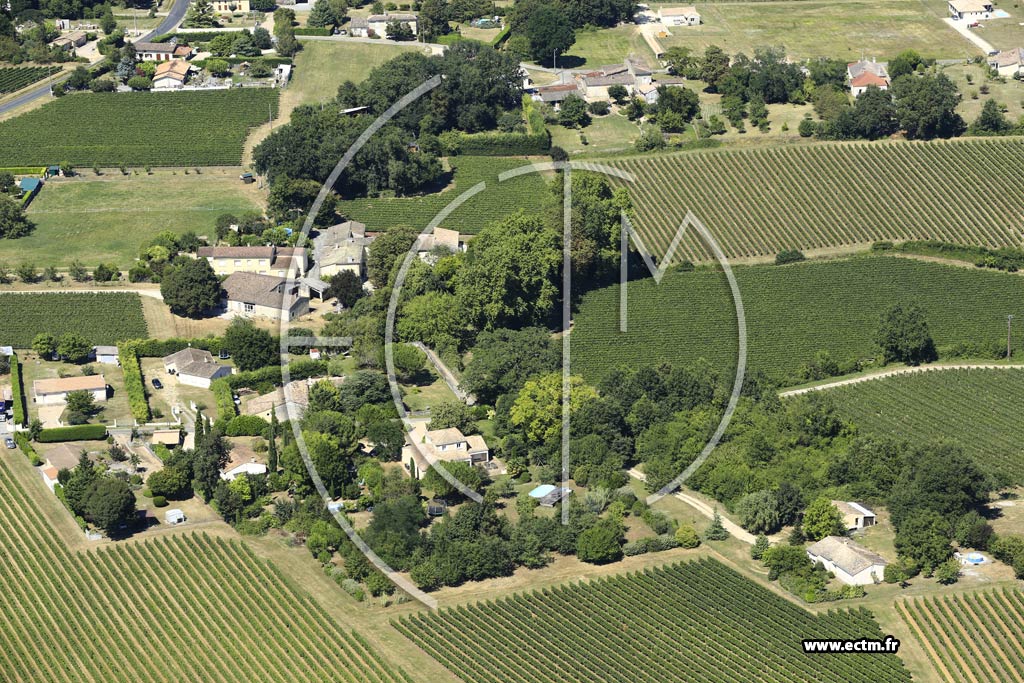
0 172 14 193
0 194 34 239
308 0 338 27
524 5 575 65
807 57 848 89
422 460 484 498
147 466 190 499
32 333 57 358
267 410 279 472
802 497 845 541
704 510 730 541
418 0 451 40
894 509 953 570
428 400 477 433
675 524 700 548
366 419 404 460
607 84 629 104
161 258 221 318
366 224 420 288
576 518 624 563
57 333 91 364
969 99 1011 136
65 390 97 417
888 442 991 529
85 477 137 532
126 75 152 91
511 373 597 447
324 270 363 308
892 73 965 139
392 343 426 381
736 489 782 534
875 303 938 365
657 84 699 122
634 125 665 152
888 50 924 81
751 534 771 560
935 557 960 584
232 31 261 57
222 318 277 371
663 46 695 77
699 45 731 90
205 59 231 77
557 94 591 128
253 26 273 49
208 34 235 57
15 262 36 283
460 327 561 404
185 0 217 27
386 20 415 41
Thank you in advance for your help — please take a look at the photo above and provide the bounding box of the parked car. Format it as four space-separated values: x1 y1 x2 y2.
152 378 164 390
4 437 15 449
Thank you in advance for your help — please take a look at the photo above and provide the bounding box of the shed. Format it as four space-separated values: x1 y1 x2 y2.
18 177 42 203
240 172 255 183
92 345 120 365
164 508 186 525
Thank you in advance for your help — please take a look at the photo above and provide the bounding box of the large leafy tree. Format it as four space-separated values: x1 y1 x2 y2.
874 302 937 365
460 327 561 404
185 0 216 27
801 497 845 541
510 372 598 447
523 5 575 65
887 441 991 529
57 332 91 364
894 509 953 569
222 318 277 371
160 258 222 318
366 224 419 288
85 477 137 532
576 518 624 564
418 0 451 40
892 73 965 139
0 194 34 239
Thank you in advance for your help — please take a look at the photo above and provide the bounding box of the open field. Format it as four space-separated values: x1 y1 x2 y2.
396 557 911 683
608 139 1024 263
572 256 1024 383
653 0 976 60
0 454 411 683
0 292 147 348
827 368 1024 484
23 171 264 267
971 11 1024 53
896 589 1024 683
563 24 658 69
285 40 425 108
943 61 1024 123
0 89 279 167
336 155 551 234
550 112 641 156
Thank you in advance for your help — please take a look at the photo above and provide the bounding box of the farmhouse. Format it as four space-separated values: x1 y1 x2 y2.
948 0 993 19
658 6 701 26
350 13 418 37
197 245 308 279
92 346 119 365
32 375 106 405
988 47 1024 76
832 501 877 531
312 221 369 280
532 83 583 108
847 59 890 97
242 379 310 421
222 272 311 322
806 536 887 586
577 60 653 101
50 30 87 50
131 40 177 61
152 60 190 89
417 227 463 261
402 423 490 479
162 348 231 388
44 443 88 471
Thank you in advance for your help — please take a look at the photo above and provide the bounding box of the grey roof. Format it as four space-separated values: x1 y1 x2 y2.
163 347 215 367
320 242 364 267
223 272 306 311
536 84 580 102
847 60 888 80
93 345 118 356
807 536 887 575
178 360 228 379
132 41 175 52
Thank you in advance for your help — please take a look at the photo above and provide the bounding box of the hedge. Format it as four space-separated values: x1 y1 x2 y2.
294 27 331 36
37 424 108 442
223 360 327 392
193 56 293 69
10 353 26 427
153 31 234 42
212 378 238 425
226 414 269 436
0 167 45 175
13 433 41 466
153 443 172 461
118 343 151 423
130 337 223 358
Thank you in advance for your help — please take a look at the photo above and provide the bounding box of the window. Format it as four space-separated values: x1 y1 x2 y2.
244 303 255 313
234 260 241 266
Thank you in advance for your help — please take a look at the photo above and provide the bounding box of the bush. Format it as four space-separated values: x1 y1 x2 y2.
212 379 238 426
775 249 806 265
588 100 610 115
152 495 168 507
13 432 41 466
10 353 26 426
226 414 269 436
675 524 701 549
118 343 151 422
37 424 107 442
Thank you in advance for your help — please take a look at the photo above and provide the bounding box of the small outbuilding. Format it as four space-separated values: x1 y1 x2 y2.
832 501 877 531
92 345 120 365
164 508 186 525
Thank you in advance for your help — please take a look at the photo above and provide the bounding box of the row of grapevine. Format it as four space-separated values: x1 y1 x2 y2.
0 292 148 348
335 156 550 234
828 368 1024 483
0 456 410 683
609 139 1024 263
0 67 52 94
897 589 1024 683
571 256 1024 383
0 89 279 166
396 557 910 683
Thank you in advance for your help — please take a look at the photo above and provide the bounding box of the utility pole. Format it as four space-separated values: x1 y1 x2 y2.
1008 314 1014 359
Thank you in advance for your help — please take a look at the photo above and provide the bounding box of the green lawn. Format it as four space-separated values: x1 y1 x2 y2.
22 170 263 267
563 24 658 69
400 369 458 412
942 61 1024 124
654 0 977 60
970 9 1024 52
549 112 642 156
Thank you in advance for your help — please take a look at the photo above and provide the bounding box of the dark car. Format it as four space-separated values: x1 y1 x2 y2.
4 437 15 449
152 378 164 390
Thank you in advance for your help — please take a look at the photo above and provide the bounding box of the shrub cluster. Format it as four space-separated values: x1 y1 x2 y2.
10 353 26 427
118 343 151 422
37 424 108 442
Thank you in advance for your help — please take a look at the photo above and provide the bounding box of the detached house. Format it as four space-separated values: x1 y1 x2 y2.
32 375 107 405
222 272 310 322
152 59 190 89
402 423 490 479
658 6 701 26
531 83 583 109
349 13 418 37
948 0 993 20
807 536 887 586
132 40 177 62
197 245 308 279
988 48 1024 76
847 59 890 97
162 348 231 388
577 59 653 102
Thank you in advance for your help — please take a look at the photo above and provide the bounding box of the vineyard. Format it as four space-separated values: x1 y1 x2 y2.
607 139 1024 263
827 368 1024 483
571 256 1024 383
0 293 148 348
0 90 279 166
896 589 1024 683
0 67 52 94
335 156 550 234
395 557 910 683
0 456 410 683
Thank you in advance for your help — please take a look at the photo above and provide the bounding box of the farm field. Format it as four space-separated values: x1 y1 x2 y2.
395 557 911 683
22 171 264 267
896 589 1024 683
0 89 279 167
562 25 657 69
571 256 1024 384
827 368 1024 484
652 0 973 61
0 293 147 348
285 41 425 109
0 66 53 94
336 155 550 234
608 139 1024 263
0 455 410 683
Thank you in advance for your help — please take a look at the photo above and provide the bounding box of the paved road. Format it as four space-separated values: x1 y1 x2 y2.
778 363 1024 397
0 0 189 117
944 17 995 55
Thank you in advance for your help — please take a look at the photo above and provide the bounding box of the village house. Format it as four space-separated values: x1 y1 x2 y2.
40 443 90 489
131 40 178 61
402 423 490 479
832 501 877 532
658 6 701 26
50 30 87 50
417 227 463 261
92 346 119 366
152 60 190 89
531 83 583 109
32 375 107 405
806 536 887 586
847 59 890 97
212 0 250 11
222 272 310 322
162 348 231 388
988 47 1024 76
197 245 308 279
577 60 653 102
349 13 418 37
242 379 310 422
314 221 370 280
220 442 268 480
948 0 993 20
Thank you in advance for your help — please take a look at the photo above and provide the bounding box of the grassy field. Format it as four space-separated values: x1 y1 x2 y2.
825 368 1024 484
607 138 1024 263
21 171 264 267
562 24 658 69
550 112 642 156
572 256 1024 384
0 292 147 348
0 89 279 167
896 589 1024 683
336 155 551 233
653 0 976 60
0 454 411 683
971 10 1024 53
942 61 1024 123
396 557 911 683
